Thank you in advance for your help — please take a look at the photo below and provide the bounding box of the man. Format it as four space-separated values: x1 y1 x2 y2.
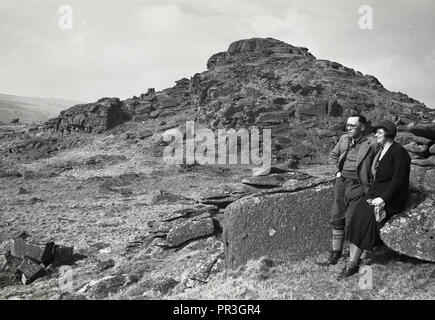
321 115 378 266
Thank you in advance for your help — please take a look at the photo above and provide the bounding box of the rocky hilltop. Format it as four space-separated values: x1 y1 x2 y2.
45 37 434 165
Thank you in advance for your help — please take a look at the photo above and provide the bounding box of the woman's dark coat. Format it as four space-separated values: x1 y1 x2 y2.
371 141 411 217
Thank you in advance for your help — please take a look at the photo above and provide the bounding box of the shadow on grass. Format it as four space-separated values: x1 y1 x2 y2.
367 245 432 266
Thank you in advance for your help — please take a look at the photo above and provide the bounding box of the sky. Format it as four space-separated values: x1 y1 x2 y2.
0 0 434 108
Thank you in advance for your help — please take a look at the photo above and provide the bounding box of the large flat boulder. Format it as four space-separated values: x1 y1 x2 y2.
223 183 333 269
380 199 435 262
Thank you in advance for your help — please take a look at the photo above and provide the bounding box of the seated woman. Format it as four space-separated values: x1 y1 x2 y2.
338 120 411 280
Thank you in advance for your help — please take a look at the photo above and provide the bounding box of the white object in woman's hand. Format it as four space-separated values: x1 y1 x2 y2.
371 197 385 207
374 205 387 223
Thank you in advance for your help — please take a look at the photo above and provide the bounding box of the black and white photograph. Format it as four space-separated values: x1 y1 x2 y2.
0 0 434 305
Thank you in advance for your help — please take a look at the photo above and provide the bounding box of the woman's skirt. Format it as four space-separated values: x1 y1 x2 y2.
345 196 384 251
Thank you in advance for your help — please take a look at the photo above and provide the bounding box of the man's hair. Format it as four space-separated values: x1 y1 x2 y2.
349 114 367 125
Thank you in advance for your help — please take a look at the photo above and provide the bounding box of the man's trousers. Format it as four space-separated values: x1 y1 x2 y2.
330 176 364 231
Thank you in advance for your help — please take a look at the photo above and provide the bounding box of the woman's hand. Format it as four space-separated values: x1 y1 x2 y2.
371 197 385 207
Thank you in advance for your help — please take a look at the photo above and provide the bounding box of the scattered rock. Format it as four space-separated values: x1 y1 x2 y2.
282 176 335 192
161 204 219 222
242 175 285 188
97 259 116 272
148 190 191 205
403 142 428 154
166 215 215 247
395 132 432 146
16 258 47 285
53 245 74 264
408 121 435 140
430 144 435 155
132 115 149 122
411 156 435 167
198 195 243 208
137 129 153 139
11 239 55 265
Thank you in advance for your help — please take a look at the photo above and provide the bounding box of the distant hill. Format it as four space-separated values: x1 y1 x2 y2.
0 93 84 124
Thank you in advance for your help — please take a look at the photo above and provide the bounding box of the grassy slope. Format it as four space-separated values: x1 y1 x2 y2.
170 251 435 300
0 93 84 123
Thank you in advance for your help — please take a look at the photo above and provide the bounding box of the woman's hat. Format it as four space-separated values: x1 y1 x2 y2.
372 120 397 136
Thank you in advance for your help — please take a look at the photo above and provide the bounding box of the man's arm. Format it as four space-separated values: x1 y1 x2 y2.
328 136 343 167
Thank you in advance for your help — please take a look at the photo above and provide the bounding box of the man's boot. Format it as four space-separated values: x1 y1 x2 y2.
318 250 342 266
317 229 345 266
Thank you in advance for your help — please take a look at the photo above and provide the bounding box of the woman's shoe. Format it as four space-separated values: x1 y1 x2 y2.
337 265 359 280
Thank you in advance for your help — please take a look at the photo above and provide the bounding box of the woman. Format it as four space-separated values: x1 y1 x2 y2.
337 120 411 280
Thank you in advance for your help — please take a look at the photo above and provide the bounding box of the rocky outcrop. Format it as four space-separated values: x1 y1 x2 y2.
406 121 435 195
376 122 435 262
45 98 127 134
380 199 435 262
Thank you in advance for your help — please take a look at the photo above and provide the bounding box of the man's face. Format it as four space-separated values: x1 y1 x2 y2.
346 117 364 139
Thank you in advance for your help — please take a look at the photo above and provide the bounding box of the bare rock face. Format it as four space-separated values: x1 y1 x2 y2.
223 183 333 269
380 199 435 263
46 98 127 134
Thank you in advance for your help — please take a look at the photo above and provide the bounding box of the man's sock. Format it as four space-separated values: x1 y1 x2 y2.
332 229 345 252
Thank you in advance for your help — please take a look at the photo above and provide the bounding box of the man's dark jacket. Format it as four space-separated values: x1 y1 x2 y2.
329 134 378 194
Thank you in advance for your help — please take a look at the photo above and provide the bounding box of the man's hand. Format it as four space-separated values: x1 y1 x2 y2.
371 197 385 207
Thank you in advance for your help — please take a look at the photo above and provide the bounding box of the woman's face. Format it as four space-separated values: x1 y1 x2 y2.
375 128 387 145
